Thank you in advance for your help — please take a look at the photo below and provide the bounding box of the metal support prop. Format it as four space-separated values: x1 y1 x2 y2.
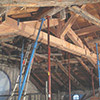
68 53 71 100
47 16 51 100
19 42 24 94
91 68 95 96
18 18 45 100
46 81 48 100
96 43 100 90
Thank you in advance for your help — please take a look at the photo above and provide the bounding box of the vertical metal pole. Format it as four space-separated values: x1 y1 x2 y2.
91 68 95 96
47 16 51 100
46 81 48 100
68 53 71 100
19 42 24 94
18 18 45 100
96 43 100 93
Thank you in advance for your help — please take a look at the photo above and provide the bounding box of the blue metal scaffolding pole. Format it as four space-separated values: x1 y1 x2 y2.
19 42 24 94
18 18 45 100
96 43 100 88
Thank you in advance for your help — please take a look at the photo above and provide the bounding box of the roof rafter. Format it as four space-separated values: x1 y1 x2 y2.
68 28 96 67
69 6 100 27
75 25 100 36
1 0 100 7
60 5 86 39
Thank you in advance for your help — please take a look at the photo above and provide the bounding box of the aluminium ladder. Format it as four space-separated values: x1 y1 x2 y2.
8 40 33 100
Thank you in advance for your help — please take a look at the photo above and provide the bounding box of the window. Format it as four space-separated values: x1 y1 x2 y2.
0 70 11 100
73 94 79 100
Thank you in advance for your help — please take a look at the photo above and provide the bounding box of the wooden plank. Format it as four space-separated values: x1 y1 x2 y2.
69 6 100 27
1 0 100 7
75 25 100 36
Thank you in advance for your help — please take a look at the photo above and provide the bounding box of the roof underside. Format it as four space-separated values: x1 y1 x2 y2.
0 0 100 96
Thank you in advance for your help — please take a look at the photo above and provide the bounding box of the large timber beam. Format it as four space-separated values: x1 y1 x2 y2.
69 6 100 27
1 0 100 7
68 28 96 67
75 25 100 36
0 17 97 64
60 5 86 39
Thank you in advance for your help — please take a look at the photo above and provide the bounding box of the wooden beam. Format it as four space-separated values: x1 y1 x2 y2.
56 59 85 89
39 7 66 18
75 25 100 36
41 66 64 86
69 6 100 27
22 18 59 29
1 0 100 7
1 18 97 63
68 28 84 47
0 34 17 43
30 76 44 93
76 57 98 82
32 73 45 86
0 22 18 36
88 38 100 44
7 7 39 16
60 5 86 39
68 28 96 67
0 54 20 61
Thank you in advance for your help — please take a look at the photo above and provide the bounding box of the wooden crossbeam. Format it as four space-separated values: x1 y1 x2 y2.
7 7 39 16
69 6 100 27
60 5 86 39
68 28 96 67
0 17 97 62
87 38 100 44
39 7 66 18
1 0 100 7
75 25 100 36
0 22 18 36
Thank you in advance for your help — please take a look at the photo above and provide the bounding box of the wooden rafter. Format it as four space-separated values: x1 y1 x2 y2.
68 28 96 67
60 5 86 39
76 57 98 81
75 25 100 36
69 6 100 27
56 59 85 89
1 0 100 7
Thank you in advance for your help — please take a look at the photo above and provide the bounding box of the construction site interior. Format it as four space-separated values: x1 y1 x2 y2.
1 0 100 100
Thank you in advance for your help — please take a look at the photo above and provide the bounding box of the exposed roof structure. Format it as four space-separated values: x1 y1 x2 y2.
0 0 100 99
